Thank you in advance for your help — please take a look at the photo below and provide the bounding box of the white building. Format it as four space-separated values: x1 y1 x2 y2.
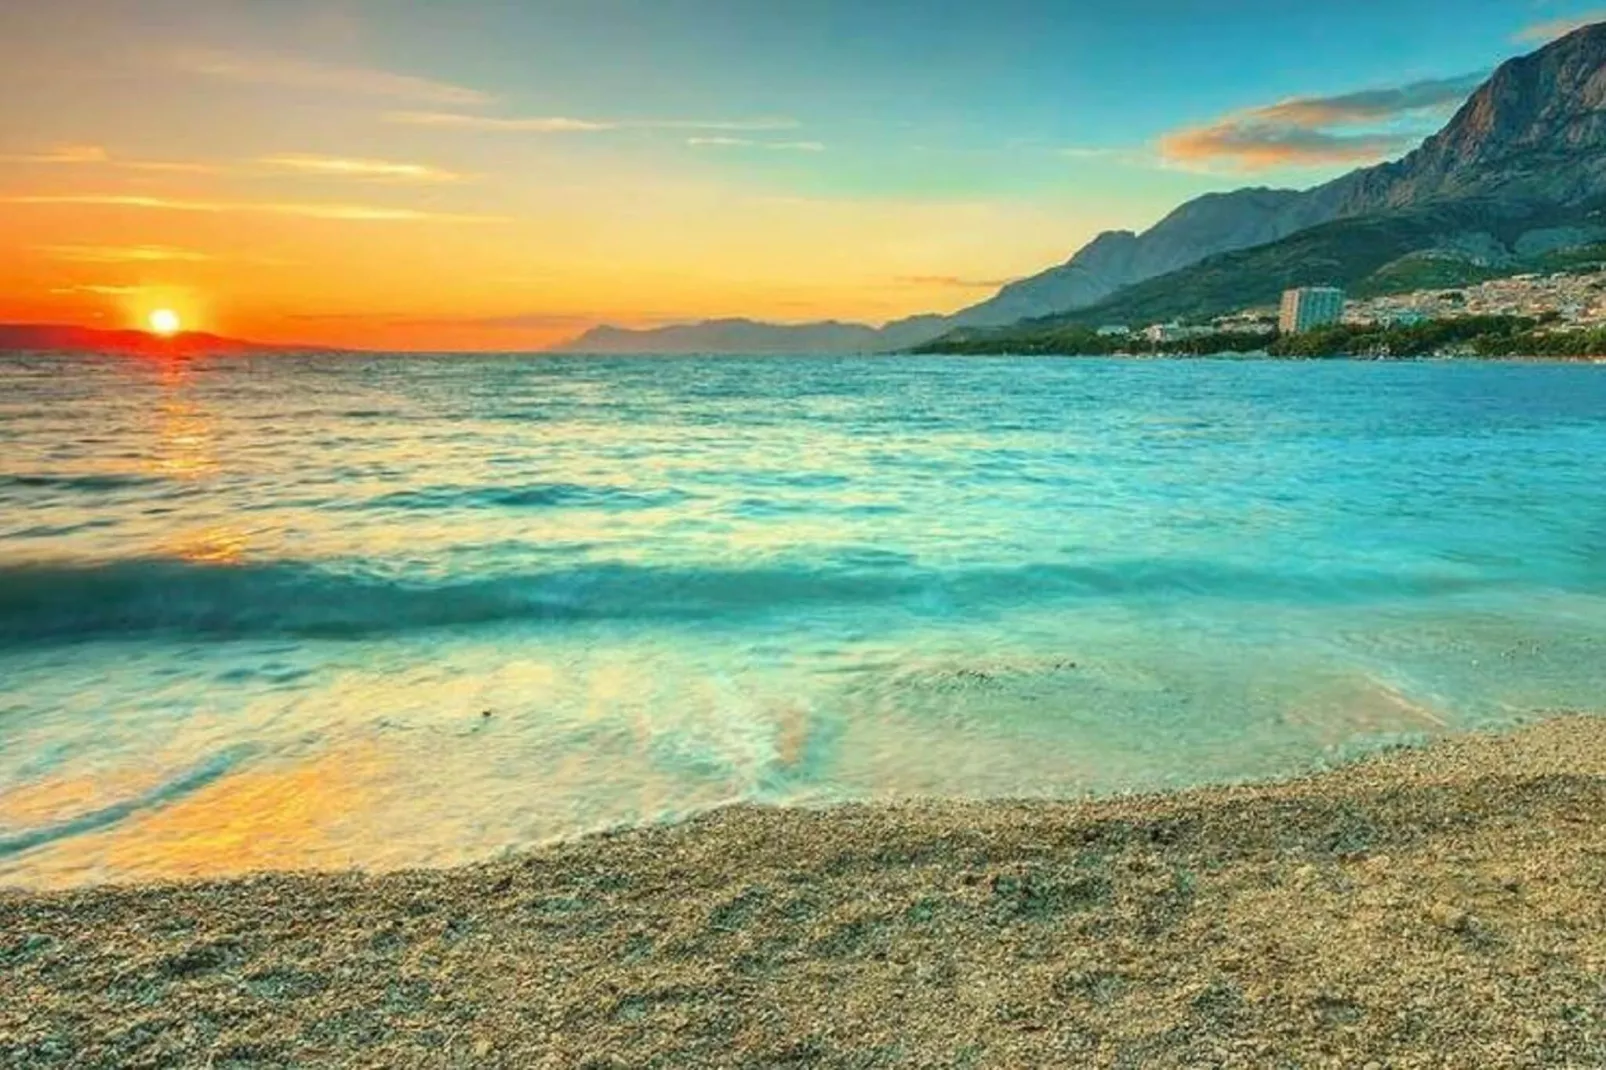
1279 287 1346 333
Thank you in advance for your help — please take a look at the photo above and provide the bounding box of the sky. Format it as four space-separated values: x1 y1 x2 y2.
0 0 1599 351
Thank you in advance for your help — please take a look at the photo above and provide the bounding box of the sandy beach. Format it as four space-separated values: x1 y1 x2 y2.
3 715 1604 1069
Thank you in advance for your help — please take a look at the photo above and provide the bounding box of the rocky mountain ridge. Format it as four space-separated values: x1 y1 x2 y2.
556 22 1606 354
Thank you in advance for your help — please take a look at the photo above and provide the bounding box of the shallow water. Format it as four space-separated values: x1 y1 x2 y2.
2 352 1603 886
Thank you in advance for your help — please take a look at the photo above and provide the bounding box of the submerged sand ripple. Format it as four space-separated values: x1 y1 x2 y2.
3 716 1605 1068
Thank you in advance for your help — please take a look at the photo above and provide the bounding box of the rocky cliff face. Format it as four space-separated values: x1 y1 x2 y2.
1332 22 1606 210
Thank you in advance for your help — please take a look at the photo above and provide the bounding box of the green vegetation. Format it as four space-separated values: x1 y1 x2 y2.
1534 241 1606 274
914 327 1274 357
1270 316 1606 359
917 315 1606 359
1349 255 1508 298
918 199 1606 355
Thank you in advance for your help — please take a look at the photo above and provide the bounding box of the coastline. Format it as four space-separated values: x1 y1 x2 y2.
5 715 1605 1068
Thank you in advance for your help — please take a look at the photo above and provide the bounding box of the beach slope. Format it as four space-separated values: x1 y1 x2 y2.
4 717 1605 1068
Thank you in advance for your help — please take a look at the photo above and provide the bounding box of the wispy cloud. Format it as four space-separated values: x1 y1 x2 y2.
686 137 825 152
1237 73 1488 126
387 111 800 134
1 144 223 173
1161 127 1418 171
289 310 682 332
387 113 614 132
896 275 1018 289
172 49 494 106
4 194 505 223
40 244 217 264
258 154 469 183
49 284 147 296
4 145 461 182
1514 11 1606 43
5 144 108 164
1158 72 1485 171
394 312 607 330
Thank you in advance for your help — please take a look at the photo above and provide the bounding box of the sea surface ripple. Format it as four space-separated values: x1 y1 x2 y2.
2 352 1604 885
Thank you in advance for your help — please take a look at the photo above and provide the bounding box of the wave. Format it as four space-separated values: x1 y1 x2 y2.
0 746 255 859
0 554 1521 645
1 473 165 493
354 481 689 512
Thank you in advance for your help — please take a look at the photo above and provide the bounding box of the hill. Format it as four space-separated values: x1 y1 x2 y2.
0 324 330 357
923 199 1606 350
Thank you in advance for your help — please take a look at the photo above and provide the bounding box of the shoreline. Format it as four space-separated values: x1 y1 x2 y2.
5 715 1605 1067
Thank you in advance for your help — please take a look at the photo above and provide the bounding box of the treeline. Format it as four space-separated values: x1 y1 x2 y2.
918 315 1606 359
914 327 1275 357
1267 316 1606 358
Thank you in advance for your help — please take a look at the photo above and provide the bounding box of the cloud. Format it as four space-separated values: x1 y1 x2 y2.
385 112 612 133
1240 73 1488 126
392 312 607 330
289 310 681 331
40 244 217 264
3 194 505 223
5 145 454 180
1514 11 1606 43
287 311 595 332
1 144 224 173
121 160 224 174
1160 127 1418 171
686 137 825 152
1158 72 1485 171
49 284 147 296
172 49 494 106
387 111 800 134
258 154 469 183
896 275 1018 289
5 144 108 164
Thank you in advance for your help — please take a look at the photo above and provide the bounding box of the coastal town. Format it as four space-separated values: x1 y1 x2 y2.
1108 264 1606 344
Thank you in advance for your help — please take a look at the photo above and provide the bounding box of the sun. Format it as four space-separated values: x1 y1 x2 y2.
147 309 182 337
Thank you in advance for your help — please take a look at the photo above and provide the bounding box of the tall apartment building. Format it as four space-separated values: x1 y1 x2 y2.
1279 287 1346 333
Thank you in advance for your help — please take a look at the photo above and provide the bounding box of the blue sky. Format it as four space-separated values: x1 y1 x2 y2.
0 0 1599 346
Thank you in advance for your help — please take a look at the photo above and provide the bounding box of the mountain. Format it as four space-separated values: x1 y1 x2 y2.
1331 23 1606 211
921 22 1606 351
0 323 329 356
922 201 1606 352
943 187 1353 328
552 186 1353 353
555 22 1606 355
553 318 900 355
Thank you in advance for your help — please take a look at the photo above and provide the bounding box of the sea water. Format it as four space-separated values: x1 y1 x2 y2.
2 352 1603 886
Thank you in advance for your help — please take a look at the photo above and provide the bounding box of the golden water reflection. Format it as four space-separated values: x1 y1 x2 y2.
0 746 387 889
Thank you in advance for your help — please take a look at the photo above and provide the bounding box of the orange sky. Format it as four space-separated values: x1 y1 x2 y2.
0 0 1521 350
2 170 1100 350
0 3 1160 350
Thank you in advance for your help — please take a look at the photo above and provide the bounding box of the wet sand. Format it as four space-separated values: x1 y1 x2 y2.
4 716 1605 1069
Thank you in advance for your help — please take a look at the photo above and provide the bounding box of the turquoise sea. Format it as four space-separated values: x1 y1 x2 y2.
2 352 1604 886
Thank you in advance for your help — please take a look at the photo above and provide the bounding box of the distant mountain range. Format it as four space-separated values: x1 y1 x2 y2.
551 317 950 355
0 323 325 356
556 22 1606 355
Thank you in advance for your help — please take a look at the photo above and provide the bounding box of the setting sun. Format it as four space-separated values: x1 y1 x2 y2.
147 309 182 337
